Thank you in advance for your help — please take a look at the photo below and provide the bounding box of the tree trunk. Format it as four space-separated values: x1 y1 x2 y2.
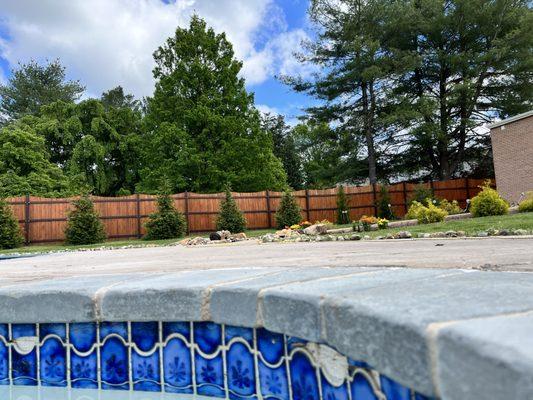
361 81 377 184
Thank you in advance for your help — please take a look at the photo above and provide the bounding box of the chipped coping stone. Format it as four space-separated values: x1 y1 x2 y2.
0 240 532 399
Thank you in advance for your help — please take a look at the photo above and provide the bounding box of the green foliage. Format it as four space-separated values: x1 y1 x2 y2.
405 201 426 220
0 199 23 249
336 186 350 224
144 193 187 240
141 16 286 193
376 186 395 220
261 113 303 190
0 122 80 197
64 196 106 245
408 185 434 206
418 203 448 224
287 0 533 182
519 198 533 213
406 201 448 224
216 188 247 233
31 97 143 196
275 191 302 229
439 199 462 215
0 59 84 123
470 184 509 217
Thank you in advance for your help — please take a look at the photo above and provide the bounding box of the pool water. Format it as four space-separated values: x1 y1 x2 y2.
1 386 213 400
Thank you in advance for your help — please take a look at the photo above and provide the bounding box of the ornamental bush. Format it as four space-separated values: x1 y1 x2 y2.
408 184 434 206
216 188 247 233
377 185 395 220
336 186 350 224
0 199 23 249
65 195 106 245
519 193 533 213
439 199 462 215
405 201 426 220
275 190 301 229
144 193 187 240
470 183 509 217
417 202 448 224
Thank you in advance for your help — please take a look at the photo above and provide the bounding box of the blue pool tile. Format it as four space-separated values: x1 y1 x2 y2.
258 361 288 399
163 336 193 393
132 322 158 352
290 352 319 400
225 326 253 346
321 374 349 400
351 372 378 400
101 336 129 390
132 351 160 392
70 323 97 353
380 375 411 400
194 322 222 354
39 337 66 387
12 349 37 386
40 324 66 341
163 322 190 341
12 324 36 338
0 341 8 385
257 328 284 365
0 324 8 339
349 359 371 369
70 351 98 389
195 352 225 397
227 342 256 399
100 322 128 341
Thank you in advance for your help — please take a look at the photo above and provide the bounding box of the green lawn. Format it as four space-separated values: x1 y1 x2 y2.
1 212 531 256
363 211 533 238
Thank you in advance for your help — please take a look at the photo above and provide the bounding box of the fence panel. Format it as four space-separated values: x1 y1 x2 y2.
5 178 491 244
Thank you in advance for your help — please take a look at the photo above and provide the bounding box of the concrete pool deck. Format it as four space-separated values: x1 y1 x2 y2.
0 237 532 399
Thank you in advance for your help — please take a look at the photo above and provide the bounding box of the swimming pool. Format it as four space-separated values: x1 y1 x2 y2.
0 321 430 400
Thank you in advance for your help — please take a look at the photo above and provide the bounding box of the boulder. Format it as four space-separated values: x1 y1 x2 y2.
187 237 210 246
303 224 329 236
209 232 222 241
217 230 231 240
396 231 412 239
230 232 247 241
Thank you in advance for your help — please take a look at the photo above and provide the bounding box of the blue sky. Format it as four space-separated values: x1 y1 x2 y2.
0 0 315 123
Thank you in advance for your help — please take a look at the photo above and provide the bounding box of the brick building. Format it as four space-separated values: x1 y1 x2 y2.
488 110 533 203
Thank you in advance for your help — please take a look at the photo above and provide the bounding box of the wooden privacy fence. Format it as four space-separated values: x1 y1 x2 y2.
7 178 489 244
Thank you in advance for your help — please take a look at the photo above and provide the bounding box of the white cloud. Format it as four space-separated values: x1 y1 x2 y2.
0 0 281 98
256 104 280 115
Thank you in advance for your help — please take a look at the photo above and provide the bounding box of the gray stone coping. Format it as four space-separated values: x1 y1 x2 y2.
0 265 532 399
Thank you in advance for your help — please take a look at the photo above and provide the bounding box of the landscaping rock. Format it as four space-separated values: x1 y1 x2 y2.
422 233 431 238
230 232 247 241
514 229 528 236
457 231 466 237
209 232 222 241
498 229 510 236
397 231 412 239
350 234 362 241
217 230 231 240
445 230 457 238
431 232 446 238
303 224 329 236
187 237 210 246
262 234 276 243
477 231 489 237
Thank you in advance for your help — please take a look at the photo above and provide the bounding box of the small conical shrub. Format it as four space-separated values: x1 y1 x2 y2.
0 199 23 249
144 193 187 240
377 186 395 220
216 188 247 233
65 195 106 245
275 190 301 229
336 186 350 224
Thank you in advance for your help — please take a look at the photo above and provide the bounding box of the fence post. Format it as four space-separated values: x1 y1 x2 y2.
184 191 190 234
305 189 311 222
372 184 378 217
465 177 471 199
136 194 142 238
402 182 408 214
265 190 272 228
24 194 31 245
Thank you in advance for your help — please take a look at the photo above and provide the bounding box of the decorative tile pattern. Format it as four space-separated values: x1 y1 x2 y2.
0 322 437 400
